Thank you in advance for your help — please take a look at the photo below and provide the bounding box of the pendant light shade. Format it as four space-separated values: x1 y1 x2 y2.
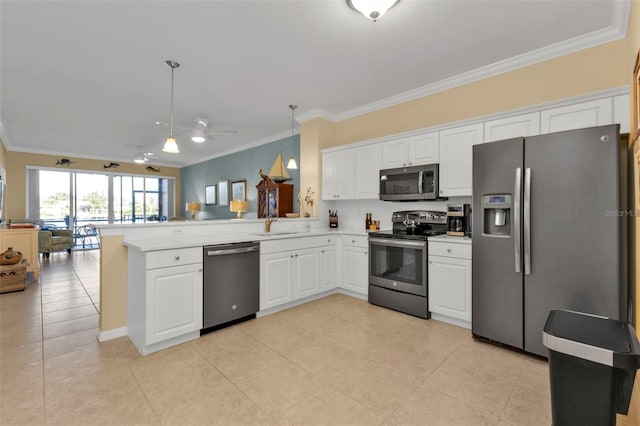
286 104 298 170
162 60 180 154
163 137 179 154
347 0 399 21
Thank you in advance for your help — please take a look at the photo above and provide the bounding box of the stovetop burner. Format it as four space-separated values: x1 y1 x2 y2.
369 210 448 241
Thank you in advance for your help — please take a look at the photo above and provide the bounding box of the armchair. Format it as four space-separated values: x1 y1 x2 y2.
12 218 74 258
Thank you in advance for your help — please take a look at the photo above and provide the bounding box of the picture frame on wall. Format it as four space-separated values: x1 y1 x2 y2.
205 184 217 205
218 180 229 206
231 180 247 201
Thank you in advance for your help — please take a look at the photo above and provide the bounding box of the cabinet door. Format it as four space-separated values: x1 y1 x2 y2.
354 144 381 199
294 248 320 298
439 123 484 197
322 152 340 200
260 252 294 309
320 246 336 290
145 264 203 345
341 246 368 295
381 138 408 168
484 112 540 143
540 98 612 134
428 256 472 323
322 150 355 200
613 94 630 134
408 132 439 165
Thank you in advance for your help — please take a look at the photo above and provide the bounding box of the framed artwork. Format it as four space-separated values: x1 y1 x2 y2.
633 48 640 140
218 180 229 206
231 180 247 201
205 184 217 205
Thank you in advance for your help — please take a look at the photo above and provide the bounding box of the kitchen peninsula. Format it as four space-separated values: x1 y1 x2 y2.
97 218 370 353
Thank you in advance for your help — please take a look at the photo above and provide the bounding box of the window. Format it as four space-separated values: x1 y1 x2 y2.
28 168 175 228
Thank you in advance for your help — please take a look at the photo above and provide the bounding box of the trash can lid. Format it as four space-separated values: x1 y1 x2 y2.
543 310 640 368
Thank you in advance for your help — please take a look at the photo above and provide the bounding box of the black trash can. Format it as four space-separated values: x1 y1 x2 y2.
543 310 640 426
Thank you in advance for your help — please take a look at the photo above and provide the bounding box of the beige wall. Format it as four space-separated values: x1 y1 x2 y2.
4 151 181 221
100 235 127 331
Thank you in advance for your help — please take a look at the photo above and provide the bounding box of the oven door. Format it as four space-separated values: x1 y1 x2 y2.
369 237 427 296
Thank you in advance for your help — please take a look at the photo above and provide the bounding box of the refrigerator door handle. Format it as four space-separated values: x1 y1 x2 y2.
514 168 522 273
524 167 532 275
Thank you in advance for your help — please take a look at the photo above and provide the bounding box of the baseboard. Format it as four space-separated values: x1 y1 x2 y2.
98 326 127 342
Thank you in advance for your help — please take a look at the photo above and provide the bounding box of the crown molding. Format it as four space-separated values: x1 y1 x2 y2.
295 108 338 124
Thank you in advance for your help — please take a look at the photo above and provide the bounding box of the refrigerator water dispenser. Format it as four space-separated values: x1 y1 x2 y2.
483 195 511 236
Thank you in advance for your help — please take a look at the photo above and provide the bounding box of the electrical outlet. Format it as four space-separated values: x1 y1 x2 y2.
171 228 184 235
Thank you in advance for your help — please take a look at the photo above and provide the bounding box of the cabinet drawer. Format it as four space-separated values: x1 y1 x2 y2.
428 242 471 259
342 234 368 248
261 234 336 255
146 247 203 270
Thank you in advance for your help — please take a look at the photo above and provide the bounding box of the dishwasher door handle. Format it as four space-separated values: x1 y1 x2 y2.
207 246 259 256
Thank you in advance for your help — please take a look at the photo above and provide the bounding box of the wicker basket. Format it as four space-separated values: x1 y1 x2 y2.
0 247 23 265
0 259 28 293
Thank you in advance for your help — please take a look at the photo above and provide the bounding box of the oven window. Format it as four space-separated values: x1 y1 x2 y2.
370 243 424 286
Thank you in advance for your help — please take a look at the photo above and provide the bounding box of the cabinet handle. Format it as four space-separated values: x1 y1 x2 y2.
447 249 451 253
290 254 294 258
352 239 355 243
295 254 298 257
174 255 180 261
364 251 368 255
198 268 203 273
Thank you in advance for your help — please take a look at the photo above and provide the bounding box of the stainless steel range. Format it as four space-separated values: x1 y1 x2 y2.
368 210 447 318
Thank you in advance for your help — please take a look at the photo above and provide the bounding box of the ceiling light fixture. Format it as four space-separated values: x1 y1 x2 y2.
134 146 148 164
191 120 207 143
162 60 180 154
346 0 400 21
286 104 298 170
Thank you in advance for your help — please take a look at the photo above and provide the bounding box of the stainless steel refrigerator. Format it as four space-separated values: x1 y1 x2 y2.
472 124 627 357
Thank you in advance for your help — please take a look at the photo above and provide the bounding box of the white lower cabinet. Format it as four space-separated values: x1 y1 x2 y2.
146 264 203 345
340 235 369 295
428 240 471 328
260 236 336 310
127 247 203 355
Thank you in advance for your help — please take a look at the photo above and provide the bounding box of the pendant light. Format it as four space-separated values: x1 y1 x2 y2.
286 104 298 170
162 60 180 154
346 0 400 21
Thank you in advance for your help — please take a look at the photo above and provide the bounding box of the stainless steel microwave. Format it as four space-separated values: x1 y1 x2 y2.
379 164 440 201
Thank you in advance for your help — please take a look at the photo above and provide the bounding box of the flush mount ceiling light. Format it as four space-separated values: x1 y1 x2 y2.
346 0 400 21
162 60 180 154
286 105 298 170
191 120 207 143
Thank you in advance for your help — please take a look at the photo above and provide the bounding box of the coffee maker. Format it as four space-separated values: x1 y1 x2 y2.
447 204 471 237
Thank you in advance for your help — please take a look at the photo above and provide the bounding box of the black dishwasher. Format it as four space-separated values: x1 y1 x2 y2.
202 241 260 333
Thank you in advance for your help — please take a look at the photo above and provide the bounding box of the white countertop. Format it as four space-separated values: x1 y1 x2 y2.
428 235 472 244
124 228 371 252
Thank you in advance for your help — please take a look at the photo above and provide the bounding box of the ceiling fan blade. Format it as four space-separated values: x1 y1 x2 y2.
154 121 191 132
207 129 237 135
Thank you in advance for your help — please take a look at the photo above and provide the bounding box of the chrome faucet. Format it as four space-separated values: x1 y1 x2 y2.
265 216 277 232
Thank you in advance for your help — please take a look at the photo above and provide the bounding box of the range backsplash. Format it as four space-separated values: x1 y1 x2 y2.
319 197 471 230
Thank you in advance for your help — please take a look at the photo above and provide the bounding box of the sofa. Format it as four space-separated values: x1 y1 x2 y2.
12 219 74 258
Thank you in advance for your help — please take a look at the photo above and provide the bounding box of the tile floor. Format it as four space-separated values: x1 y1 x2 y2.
1 250 638 425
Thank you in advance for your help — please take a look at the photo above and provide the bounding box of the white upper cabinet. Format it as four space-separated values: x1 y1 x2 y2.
354 144 381 199
438 123 484 197
408 132 440 165
381 138 409 168
322 149 355 200
484 112 541 143
540 98 612 134
613 94 630 134
381 132 439 169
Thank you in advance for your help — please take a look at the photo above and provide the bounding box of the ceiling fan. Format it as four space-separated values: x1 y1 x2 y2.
155 119 237 143
133 146 158 164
